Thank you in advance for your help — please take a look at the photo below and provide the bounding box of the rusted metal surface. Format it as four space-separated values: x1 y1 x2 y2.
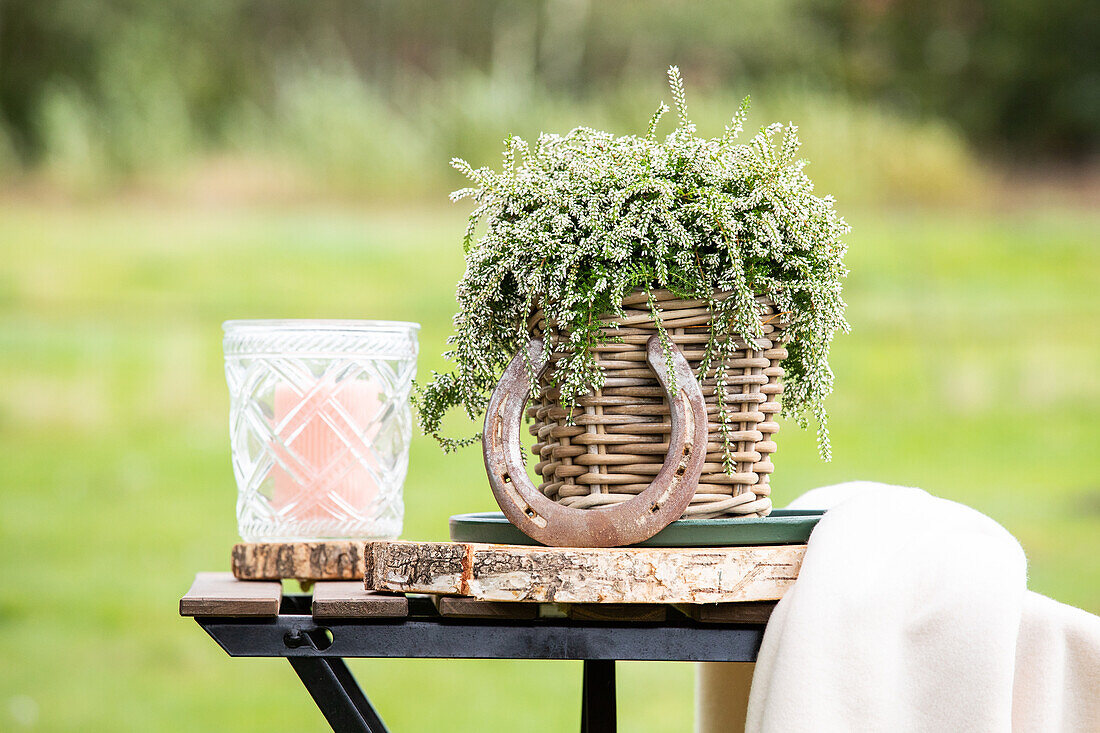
483 336 707 547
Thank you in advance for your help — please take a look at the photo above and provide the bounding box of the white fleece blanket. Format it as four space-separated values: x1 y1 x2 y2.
697 482 1100 732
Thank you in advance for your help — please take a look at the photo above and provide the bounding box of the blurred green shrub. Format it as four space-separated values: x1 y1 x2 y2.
7 0 1080 200
227 63 438 197
228 68 983 204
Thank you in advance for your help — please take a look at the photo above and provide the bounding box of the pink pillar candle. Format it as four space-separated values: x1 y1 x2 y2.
270 378 382 523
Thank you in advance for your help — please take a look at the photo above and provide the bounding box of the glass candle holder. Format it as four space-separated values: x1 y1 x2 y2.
223 320 419 541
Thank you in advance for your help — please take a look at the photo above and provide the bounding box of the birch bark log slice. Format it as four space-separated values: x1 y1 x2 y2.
365 540 804 604
232 541 366 580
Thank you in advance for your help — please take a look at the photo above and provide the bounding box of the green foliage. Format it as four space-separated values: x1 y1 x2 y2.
416 69 850 462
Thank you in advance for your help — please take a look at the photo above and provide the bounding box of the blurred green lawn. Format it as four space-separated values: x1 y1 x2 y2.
1 198 1098 731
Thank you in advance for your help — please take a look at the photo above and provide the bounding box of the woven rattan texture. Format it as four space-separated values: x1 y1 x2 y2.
527 290 786 519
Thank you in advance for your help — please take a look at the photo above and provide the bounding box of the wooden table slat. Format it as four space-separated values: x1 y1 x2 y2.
180 572 282 617
564 604 669 623
675 601 778 624
311 582 408 619
433 596 539 620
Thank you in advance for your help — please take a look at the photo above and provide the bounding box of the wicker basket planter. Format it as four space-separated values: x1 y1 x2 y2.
527 289 786 520
421 70 849 547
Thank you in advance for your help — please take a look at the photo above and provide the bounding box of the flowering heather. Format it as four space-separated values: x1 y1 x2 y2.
417 67 849 462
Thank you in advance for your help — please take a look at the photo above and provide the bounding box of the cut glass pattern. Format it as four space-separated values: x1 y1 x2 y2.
224 320 419 541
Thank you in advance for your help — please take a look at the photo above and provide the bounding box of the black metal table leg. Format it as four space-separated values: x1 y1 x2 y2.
195 602 765 731
581 660 616 733
289 657 389 733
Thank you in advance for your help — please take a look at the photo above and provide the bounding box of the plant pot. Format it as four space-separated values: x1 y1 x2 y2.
483 288 786 547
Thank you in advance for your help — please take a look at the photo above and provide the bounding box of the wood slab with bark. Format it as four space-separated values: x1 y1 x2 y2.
232 541 365 581
365 540 804 604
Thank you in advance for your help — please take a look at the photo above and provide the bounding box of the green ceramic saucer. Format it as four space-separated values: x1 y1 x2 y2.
449 509 823 547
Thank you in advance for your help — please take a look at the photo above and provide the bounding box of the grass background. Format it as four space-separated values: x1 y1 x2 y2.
1 196 1097 731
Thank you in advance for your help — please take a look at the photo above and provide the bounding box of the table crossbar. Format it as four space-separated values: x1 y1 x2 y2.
193 593 765 732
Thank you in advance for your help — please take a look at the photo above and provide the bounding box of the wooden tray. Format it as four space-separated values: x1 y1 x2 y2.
449 509 823 547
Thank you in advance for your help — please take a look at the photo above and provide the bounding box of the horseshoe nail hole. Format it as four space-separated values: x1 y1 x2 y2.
683 446 691 456
650 503 660 514
502 473 512 484
524 507 536 518
675 464 686 476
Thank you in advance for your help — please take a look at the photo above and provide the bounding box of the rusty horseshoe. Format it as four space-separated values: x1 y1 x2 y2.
483 336 707 547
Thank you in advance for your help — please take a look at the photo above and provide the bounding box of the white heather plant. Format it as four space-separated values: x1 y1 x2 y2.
416 67 849 464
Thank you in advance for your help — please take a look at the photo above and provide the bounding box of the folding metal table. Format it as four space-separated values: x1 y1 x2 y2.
182 575 768 733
